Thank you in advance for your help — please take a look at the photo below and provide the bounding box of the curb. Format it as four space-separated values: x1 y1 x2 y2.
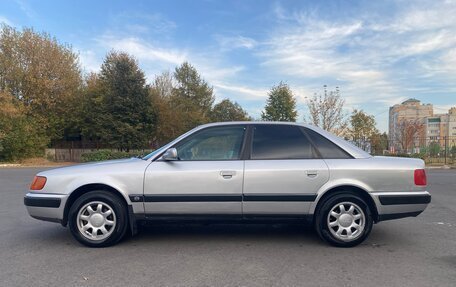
426 165 453 169
0 164 21 167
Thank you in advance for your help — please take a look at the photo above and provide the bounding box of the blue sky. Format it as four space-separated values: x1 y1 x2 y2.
1 0 456 131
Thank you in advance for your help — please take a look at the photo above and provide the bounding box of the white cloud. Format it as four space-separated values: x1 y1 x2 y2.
0 16 12 26
434 104 456 114
78 49 101 73
396 30 456 57
199 66 245 82
215 35 257 50
97 35 187 65
68 0 456 131
91 33 248 101
258 0 456 123
15 0 37 19
113 12 177 35
388 2 456 33
260 19 371 81
438 48 456 75
213 82 267 99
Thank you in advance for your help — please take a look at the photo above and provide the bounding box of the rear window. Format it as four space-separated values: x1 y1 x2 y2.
252 125 315 160
304 128 352 159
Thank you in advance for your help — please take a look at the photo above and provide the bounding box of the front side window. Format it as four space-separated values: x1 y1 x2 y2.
251 125 315 160
175 126 245 160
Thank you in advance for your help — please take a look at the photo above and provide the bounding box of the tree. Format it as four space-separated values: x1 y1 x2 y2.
306 86 348 136
210 99 250 122
395 120 424 153
97 51 156 151
370 132 388 155
349 109 378 151
0 91 47 161
75 73 106 145
173 62 215 128
450 145 456 159
149 71 182 146
261 82 297 122
0 24 82 142
152 70 174 98
429 141 440 157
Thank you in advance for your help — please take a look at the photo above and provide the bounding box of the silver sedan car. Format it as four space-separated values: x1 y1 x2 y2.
24 122 430 247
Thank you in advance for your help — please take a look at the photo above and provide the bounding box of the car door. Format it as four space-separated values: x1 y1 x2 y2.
143 125 246 216
243 124 329 216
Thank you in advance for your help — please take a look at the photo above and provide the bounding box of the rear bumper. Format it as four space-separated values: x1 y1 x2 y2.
377 211 423 221
24 193 67 224
371 191 431 222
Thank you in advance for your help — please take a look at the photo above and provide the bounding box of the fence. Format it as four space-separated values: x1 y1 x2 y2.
48 139 154 162
382 136 456 165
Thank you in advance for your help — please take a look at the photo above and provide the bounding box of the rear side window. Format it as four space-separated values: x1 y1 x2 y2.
304 128 352 159
252 125 315 160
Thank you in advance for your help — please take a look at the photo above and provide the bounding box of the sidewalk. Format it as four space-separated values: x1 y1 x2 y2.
0 158 75 168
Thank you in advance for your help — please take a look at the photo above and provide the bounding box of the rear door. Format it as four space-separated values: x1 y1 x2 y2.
243 124 329 216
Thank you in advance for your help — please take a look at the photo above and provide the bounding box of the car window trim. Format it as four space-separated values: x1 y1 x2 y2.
240 125 253 160
298 126 322 159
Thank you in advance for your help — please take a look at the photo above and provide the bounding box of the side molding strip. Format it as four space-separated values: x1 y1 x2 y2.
129 194 317 202
243 194 317 202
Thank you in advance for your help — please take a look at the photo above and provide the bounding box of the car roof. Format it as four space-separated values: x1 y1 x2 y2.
197 121 306 128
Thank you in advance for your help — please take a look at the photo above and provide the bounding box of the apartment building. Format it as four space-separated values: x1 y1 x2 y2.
389 99 456 152
388 99 432 152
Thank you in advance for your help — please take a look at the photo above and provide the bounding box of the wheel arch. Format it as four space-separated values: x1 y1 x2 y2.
312 185 379 223
62 183 130 226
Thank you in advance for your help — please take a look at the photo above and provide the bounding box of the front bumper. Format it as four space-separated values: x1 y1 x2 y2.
371 191 431 222
24 193 68 224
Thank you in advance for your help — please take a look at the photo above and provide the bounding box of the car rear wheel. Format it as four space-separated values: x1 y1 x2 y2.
315 192 373 247
68 190 128 247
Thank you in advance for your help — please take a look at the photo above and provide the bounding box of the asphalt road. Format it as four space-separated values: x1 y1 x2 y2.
0 168 455 287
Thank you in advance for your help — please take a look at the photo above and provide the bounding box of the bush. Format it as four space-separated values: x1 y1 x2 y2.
411 153 426 160
392 153 411 158
81 150 137 162
393 153 426 160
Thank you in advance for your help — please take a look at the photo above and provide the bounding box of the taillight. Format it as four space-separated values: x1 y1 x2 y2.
30 176 47 190
414 169 427 186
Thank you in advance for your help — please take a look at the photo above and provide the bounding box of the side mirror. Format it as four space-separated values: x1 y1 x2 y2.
162 148 178 161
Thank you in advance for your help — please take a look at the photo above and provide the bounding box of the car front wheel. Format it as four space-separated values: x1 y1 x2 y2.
68 190 128 247
315 192 373 247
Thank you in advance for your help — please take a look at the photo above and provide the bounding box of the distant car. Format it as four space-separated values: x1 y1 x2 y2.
24 122 431 247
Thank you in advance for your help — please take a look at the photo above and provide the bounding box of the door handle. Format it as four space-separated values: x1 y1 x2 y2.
306 170 318 177
220 170 236 179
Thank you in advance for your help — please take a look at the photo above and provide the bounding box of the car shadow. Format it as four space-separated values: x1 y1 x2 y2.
20 221 413 249
128 223 323 246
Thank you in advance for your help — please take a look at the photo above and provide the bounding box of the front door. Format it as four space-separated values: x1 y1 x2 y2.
243 124 329 216
143 125 247 216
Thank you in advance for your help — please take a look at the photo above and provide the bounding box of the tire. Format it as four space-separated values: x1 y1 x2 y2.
68 190 128 247
315 192 373 247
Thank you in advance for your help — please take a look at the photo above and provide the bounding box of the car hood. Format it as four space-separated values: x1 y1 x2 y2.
37 158 150 177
